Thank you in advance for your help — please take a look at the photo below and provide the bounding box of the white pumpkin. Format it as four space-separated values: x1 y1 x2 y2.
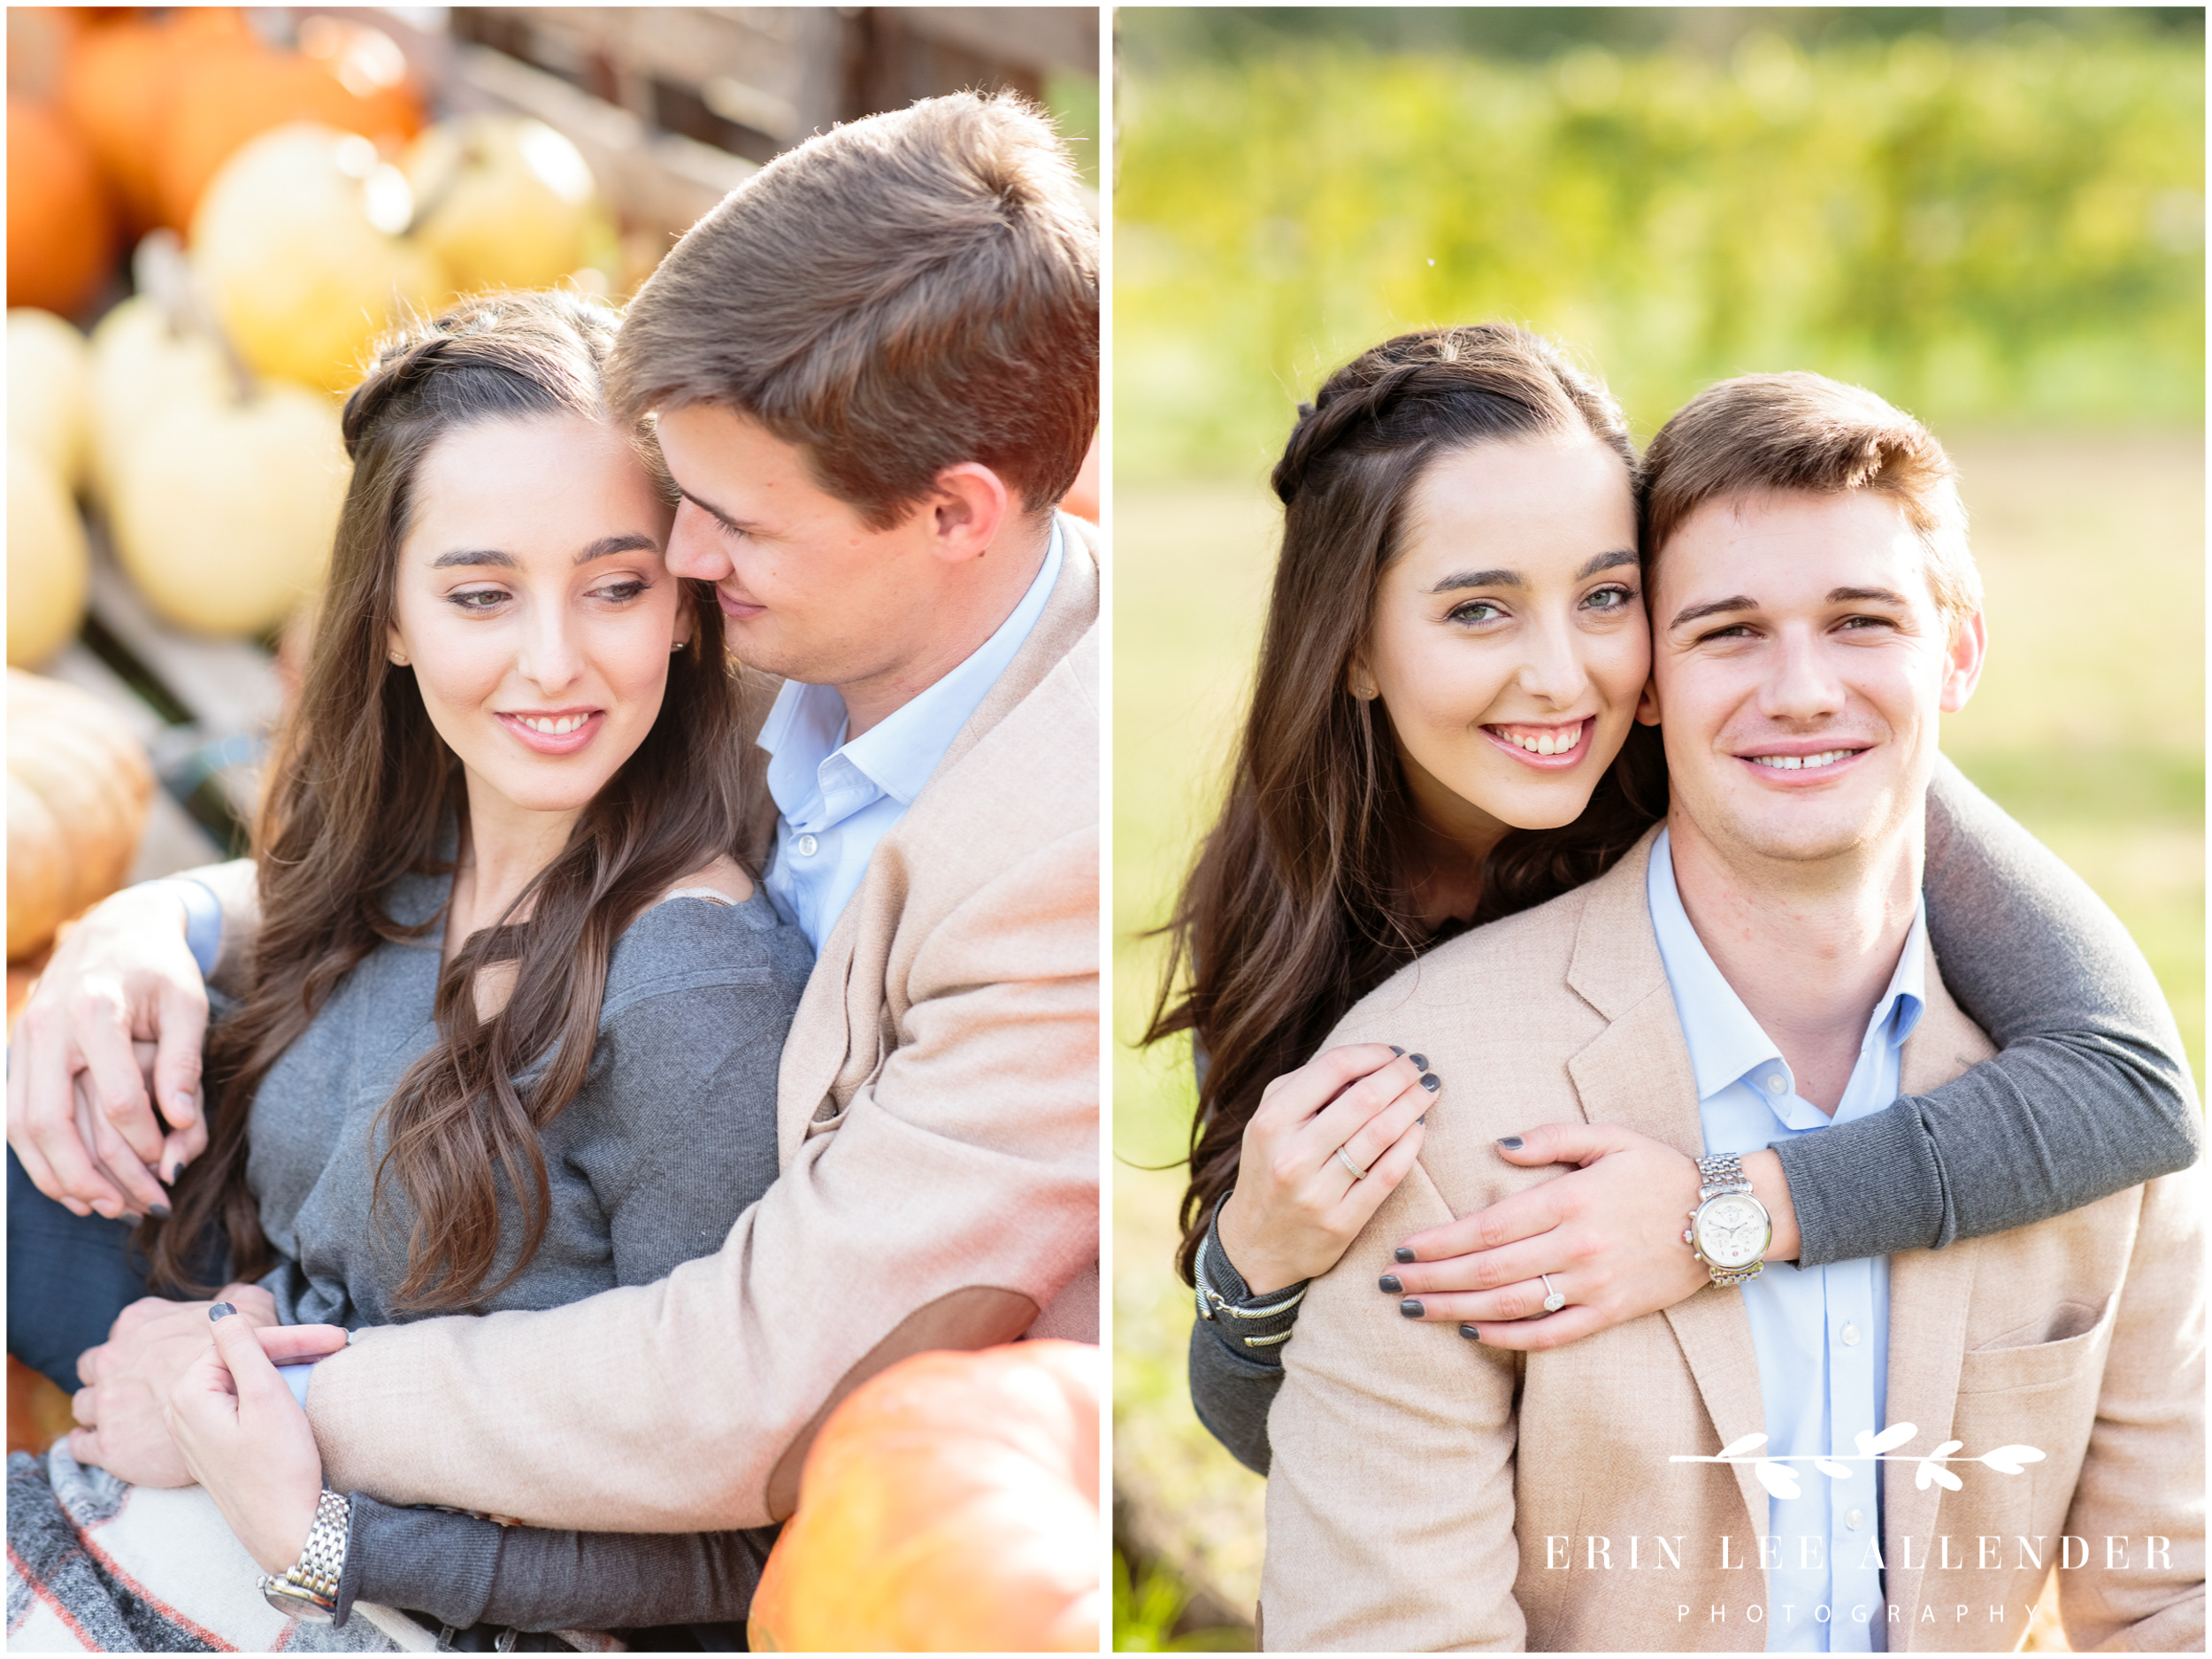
6 440 90 668
87 294 234 515
7 308 91 495
108 378 350 637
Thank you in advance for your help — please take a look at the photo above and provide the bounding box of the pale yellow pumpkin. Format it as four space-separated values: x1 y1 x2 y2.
108 379 349 637
6 441 89 669
87 294 234 514
403 114 612 296
190 122 447 395
7 308 91 494
6 670 153 959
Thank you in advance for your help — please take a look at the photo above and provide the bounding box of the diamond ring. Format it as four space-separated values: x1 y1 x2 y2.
1540 1272 1566 1313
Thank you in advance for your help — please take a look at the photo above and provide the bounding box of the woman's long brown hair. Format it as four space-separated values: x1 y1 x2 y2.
1147 324 1670 1284
142 289 762 1311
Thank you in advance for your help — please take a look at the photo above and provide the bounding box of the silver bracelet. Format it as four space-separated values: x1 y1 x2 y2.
1194 1192 1309 1341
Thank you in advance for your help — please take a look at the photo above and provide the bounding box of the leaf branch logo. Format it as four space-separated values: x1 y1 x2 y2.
1671 1424 2045 1500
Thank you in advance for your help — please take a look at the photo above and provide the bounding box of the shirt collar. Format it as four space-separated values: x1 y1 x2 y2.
1647 826 1927 1109
757 516 1064 809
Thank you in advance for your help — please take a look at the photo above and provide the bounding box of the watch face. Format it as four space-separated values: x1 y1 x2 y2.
1695 1196 1769 1268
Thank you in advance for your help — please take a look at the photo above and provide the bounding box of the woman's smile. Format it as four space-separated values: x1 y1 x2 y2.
1482 716 1595 768
496 707 608 756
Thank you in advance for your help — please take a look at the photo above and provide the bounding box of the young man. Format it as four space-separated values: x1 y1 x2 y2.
11 90 1100 1544
1259 374 2202 1652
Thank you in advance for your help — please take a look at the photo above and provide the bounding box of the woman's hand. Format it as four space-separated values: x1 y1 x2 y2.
1217 1043 1439 1294
165 1305 349 1576
1382 1124 1801 1350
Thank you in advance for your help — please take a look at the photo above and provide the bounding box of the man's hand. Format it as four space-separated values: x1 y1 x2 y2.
169 1309 348 1576
70 1284 279 1486
7 881 213 1218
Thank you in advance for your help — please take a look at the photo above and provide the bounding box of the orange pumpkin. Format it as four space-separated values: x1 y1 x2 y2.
7 668 155 960
59 9 249 232
749 1340 1101 1653
156 27 423 233
6 97 113 318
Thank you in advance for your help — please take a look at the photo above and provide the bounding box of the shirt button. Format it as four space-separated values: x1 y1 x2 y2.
1763 1074 1787 1095
1846 1508 1863 1531
796 833 819 856
1840 1324 1861 1347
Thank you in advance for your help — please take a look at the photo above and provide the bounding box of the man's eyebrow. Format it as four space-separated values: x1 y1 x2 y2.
1829 586 1911 606
677 486 749 531
1669 594 1759 628
1577 549 1640 580
577 534 659 564
432 549 517 570
1428 568 1522 594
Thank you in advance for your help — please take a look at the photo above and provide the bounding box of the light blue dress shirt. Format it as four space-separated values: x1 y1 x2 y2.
758 518 1064 950
1647 828 1926 1654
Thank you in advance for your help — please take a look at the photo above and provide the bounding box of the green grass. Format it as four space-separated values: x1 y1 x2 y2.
1116 27 2204 480
1110 434 2205 1628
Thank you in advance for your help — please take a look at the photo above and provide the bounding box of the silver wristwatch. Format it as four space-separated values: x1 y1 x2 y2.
259 1488 349 1623
1684 1152 1771 1288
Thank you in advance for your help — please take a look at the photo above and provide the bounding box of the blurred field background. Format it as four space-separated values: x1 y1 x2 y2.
1110 8 2203 1648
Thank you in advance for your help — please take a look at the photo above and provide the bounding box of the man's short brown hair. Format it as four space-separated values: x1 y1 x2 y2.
611 91 1098 528
1640 372 1982 622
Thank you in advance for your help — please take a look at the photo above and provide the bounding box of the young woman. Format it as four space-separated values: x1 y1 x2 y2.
1150 323 2200 1474
6 291 810 1649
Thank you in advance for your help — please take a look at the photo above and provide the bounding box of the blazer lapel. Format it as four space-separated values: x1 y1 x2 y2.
1564 832 1770 1543
1879 955 1992 1642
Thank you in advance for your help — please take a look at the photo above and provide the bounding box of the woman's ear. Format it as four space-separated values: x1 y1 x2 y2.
387 623 410 668
1347 649 1379 702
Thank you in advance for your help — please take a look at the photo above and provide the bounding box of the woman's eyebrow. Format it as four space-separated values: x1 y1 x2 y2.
1577 549 1639 580
1428 568 1522 593
432 548 516 569
576 534 659 563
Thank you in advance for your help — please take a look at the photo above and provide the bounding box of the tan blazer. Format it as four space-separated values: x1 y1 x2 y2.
1262 828 2204 1652
306 519 1101 1530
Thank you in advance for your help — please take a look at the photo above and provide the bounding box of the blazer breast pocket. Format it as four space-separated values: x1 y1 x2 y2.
1955 1292 2119 1396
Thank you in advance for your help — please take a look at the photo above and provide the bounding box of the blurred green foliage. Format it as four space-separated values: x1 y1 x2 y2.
1115 18 2205 480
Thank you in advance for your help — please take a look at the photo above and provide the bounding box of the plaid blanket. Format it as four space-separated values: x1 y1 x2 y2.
6 1446 434 1653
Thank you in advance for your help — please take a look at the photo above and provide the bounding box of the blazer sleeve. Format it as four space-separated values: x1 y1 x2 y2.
2054 1166 2207 1651
1261 1159 1526 1652
301 820 1099 1532
1776 755 2202 1265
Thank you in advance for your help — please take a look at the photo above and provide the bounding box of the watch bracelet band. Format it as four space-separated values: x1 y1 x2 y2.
1194 1191 1307 1348
264 1488 349 1609
1695 1151 1752 1202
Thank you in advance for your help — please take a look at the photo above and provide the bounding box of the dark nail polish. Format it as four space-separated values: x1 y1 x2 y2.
1420 1073 1440 1092
149 1203 171 1219
1388 1045 1405 1056
1394 1247 1417 1263
1399 1298 1424 1318
1407 1053 1429 1071
1417 1115 1426 1125
209 1302 237 1322
1379 1274 1402 1294
1460 1324 1482 1341
1497 1135 1525 1150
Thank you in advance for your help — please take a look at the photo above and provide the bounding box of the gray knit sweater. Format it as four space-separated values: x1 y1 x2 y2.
244 864 813 1635
1188 757 2203 1474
